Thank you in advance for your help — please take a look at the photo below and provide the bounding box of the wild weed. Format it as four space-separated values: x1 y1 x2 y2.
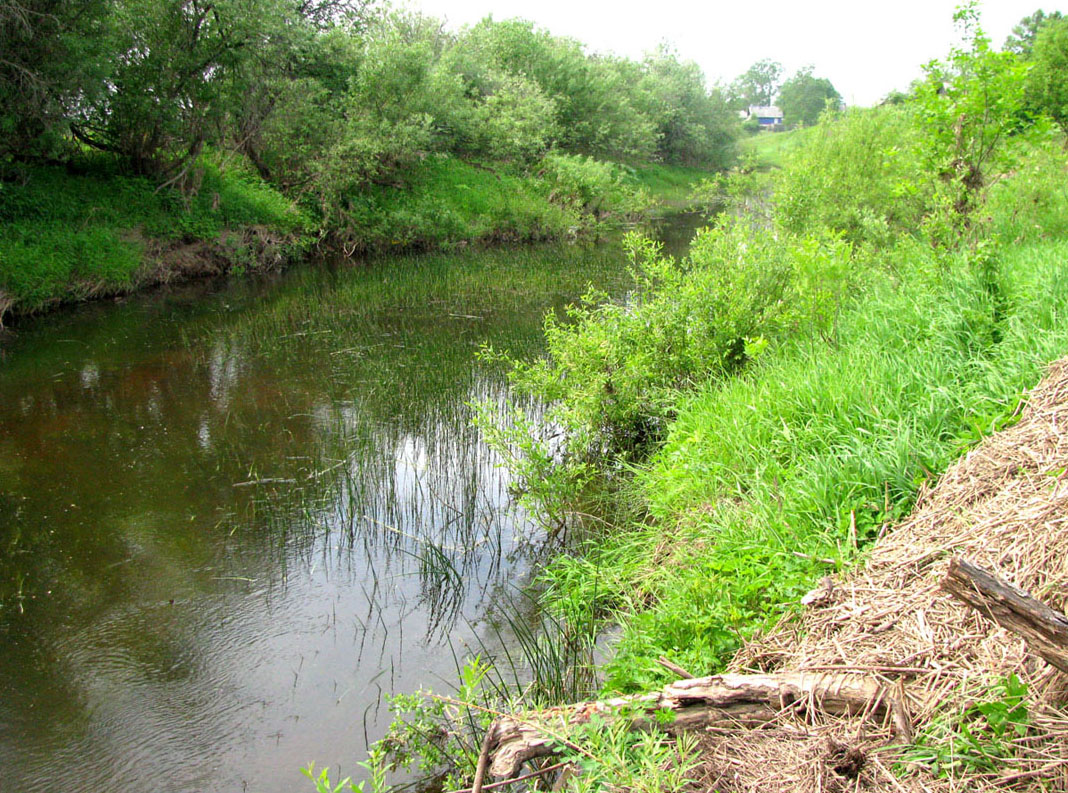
900 675 1030 777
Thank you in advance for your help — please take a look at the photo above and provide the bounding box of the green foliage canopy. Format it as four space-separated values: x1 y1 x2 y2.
1004 8 1064 56
730 58 783 108
778 66 841 127
1025 16 1068 133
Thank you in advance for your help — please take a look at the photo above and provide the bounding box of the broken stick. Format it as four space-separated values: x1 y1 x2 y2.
940 557 1068 673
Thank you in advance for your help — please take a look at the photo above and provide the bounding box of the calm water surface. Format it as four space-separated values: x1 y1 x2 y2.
0 216 701 793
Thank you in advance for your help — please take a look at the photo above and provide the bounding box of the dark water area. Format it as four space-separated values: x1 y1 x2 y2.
0 217 702 792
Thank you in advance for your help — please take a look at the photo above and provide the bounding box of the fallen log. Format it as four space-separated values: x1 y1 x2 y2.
940 557 1068 673
485 672 895 779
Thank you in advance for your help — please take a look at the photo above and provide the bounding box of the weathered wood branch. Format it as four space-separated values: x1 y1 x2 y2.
941 557 1068 673
485 672 894 778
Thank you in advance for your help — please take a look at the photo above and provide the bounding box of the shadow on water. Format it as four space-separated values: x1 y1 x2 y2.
0 216 700 793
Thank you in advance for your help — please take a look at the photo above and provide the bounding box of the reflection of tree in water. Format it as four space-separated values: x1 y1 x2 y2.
0 235 654 792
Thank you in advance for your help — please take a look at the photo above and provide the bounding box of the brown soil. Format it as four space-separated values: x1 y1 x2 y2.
136 224 297 285
690 358 1068 792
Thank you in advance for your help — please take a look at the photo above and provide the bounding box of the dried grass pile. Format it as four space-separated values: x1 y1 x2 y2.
697 358 1068 792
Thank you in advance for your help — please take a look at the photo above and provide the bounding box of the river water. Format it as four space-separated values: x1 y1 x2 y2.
0 216 702 793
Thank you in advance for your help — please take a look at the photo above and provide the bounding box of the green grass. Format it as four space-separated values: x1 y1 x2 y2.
330 152 661 253
737 128 811 170
540 235 1068 692
0 153 311 314
630 163 716 208
337 154 575 251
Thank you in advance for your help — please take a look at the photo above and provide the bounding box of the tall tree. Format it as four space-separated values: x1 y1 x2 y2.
1004 9 1064 56
0 0 111 163
68 0 298 183
732 59 783 108
778 67 841 127
1025 16 1068 134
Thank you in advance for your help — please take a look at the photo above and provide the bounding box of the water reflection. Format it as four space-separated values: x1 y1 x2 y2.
0 240 648 793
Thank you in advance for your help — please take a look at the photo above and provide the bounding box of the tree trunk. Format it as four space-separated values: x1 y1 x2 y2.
940 557 1068 673
485 672 895 779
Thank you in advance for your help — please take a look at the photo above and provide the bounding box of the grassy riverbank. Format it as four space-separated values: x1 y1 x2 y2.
0 154 312 319
0 153 708 323
376 26 1068 791
1 4 740 326
548 231 1068 693
736 128 807 170
520 107 1068 696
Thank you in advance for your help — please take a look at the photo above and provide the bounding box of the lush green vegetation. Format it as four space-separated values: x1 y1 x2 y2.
735 127 809 170
0 0 741 320
479 4 1068 691
630 163 715 208
348 9 1068 790
0 154 312 313
778 67 842 127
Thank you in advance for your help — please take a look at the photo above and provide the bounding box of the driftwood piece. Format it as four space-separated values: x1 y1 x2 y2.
486 672 893 778
940 557 1068 673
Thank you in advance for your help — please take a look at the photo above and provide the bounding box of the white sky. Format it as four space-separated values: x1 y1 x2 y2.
404 0 1048 106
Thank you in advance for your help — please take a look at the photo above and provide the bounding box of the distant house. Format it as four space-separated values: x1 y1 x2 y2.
739 105 784 128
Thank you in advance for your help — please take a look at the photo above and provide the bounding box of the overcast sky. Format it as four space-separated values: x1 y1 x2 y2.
403 0 1043 106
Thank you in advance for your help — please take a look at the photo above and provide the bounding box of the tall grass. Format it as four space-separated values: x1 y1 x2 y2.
736 128 811 171
629 163 714 209
541 235 1068 691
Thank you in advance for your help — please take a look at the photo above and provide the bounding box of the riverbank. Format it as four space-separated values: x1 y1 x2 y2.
473 353 1068 793
0 154 312 323
390 65 1068 791
693 354 1068 792
0 153 709 326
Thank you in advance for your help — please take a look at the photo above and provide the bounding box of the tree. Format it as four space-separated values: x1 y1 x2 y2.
914 3 1029 221
1025 17 1068 134
1004 9 1063 57
778 67 841 127
638 45 740 167
732 59 782 108
0 0 112 164
66 0 302 184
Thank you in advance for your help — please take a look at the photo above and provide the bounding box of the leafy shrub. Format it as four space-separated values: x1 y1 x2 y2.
773 105 927 245
480 217 852 523
985 128 1068 243
536 153 653 225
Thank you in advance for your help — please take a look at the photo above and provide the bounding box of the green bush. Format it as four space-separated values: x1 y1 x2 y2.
481 216 852 525
773 105 928 245
536 153 653 224
985 129 1068 243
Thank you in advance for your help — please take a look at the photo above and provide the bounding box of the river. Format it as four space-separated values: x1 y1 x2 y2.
0 215 702 793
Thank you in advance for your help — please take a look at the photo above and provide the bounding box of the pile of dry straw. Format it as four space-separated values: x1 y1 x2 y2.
695 358 1068 792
